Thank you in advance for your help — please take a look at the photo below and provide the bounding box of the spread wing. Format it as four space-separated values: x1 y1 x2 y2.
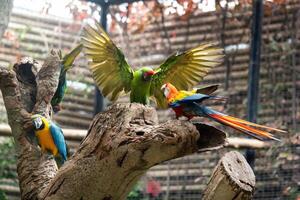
150 43 223 108
82 22 134 101
49 123 67 161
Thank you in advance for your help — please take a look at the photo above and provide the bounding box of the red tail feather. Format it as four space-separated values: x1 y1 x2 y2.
209 114 281 141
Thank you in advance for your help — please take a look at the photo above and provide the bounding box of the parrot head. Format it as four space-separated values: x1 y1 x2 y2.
161 83 178 100
140 67 156 82
31 114 45 130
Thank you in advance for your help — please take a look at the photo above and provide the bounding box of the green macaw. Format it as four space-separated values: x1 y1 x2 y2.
82 23 223 108
51 44 83 112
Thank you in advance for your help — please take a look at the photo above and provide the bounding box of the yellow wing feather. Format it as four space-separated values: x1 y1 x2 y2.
82 22 133 101
151 43 224 108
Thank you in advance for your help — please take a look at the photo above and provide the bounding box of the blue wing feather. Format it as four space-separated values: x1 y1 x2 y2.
49 123 68 162
175 94 225 105
176 94 210 104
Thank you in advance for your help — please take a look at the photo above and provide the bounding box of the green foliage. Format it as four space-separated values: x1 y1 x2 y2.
127 182 146 200
0 190 7 200
0 139 17 179
0 139 17 199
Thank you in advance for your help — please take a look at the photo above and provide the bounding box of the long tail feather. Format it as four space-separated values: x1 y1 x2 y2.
210 114 280 141
199 106 282 141
224 115 286 133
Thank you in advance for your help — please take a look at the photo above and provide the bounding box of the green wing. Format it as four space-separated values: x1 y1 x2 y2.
150 43 224 108
51 44 83 111
62 44 83 72
82 22 133 101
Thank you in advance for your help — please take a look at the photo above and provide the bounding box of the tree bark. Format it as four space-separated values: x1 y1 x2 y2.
0 53 227 199
202 151 255 200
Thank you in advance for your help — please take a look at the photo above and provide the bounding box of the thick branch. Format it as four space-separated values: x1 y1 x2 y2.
13 57 38 112
1 53 226 200
40 103 226 200
33 50 60 116
203 151 255 200
0 51 61 200
0 66 28 145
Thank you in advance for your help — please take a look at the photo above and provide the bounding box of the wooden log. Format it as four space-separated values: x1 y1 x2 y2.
202 151 255 200
0 124 272 148
226 137 271 148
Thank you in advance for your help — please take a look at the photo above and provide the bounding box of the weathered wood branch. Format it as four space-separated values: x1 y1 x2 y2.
202 151 255 200
0 53 227 200
39 104 226 200
226 137 270 148
0 54 60 200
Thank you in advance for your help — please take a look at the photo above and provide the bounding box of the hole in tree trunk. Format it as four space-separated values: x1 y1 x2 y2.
136 131 144 136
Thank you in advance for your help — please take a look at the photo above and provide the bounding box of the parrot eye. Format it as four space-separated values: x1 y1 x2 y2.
143 72 151 81
142 70 156 81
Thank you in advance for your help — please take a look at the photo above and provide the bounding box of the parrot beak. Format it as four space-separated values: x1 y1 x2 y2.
143 70 156 81
146 70 156 76
161 84 170 98
161 84 167 91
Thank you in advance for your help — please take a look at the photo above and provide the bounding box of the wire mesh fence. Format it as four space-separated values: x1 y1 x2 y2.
0 0 299 199
108 0 300 199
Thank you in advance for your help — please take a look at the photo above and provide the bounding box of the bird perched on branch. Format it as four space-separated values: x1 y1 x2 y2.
31 114 68 163
161 83 286 141
82 22 223 107
51 44 83 113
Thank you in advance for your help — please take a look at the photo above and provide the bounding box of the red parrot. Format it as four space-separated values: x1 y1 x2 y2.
161 83 286 141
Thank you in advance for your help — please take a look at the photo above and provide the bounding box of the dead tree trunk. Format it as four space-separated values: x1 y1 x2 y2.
202 151 255 200
0 53 226 200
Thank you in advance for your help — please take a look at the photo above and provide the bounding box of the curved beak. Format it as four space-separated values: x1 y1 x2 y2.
146 70 156 76
161 84 167 90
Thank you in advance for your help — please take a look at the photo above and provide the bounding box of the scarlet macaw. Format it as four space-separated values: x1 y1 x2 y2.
31 114 68 162
161 83 285 141
82 22 223 107
51 44 83 113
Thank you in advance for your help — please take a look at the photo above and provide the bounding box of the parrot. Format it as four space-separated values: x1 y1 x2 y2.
51 44 83 113
161 83 286 141
31 114 68 162
81 22 223 108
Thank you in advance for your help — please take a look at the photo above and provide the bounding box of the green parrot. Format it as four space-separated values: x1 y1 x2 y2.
82 23 223 108
51 44 83 112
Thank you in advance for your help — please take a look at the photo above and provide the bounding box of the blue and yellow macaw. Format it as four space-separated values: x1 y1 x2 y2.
31 114 68 162
161 83 286 141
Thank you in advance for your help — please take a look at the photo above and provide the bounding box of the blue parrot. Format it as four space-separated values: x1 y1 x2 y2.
31 114 68 162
